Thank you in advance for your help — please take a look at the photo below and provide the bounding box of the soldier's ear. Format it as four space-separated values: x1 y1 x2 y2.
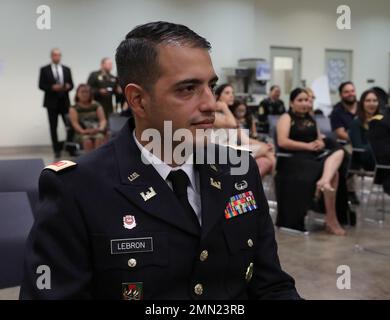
125 84 146 118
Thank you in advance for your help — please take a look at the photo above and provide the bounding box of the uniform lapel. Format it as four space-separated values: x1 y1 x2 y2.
196 153 233 240
113 119 200 237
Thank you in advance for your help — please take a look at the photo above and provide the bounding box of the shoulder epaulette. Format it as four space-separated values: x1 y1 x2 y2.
44 160 77 172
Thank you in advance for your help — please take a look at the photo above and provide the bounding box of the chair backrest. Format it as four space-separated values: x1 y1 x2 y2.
0 158 44 218
268 115 280 142
108 115 130 137
0 192 34 288
315 115 333 138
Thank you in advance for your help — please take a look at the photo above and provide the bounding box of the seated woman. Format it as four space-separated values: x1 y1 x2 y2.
230 99 258 138
349 89 379 171
230 99 276 176
214 84 275 177
275 88 346 235
69 84 107 152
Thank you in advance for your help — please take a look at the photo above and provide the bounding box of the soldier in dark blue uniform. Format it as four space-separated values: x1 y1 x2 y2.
20 21 300 300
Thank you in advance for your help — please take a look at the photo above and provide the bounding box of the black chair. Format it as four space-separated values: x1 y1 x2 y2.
0 192 34 289
108 114 130 138
0 158 44 218
63 114 81 156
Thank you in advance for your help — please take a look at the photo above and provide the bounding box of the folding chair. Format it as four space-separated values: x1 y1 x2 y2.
0 192 34 288
0 158 44 218
108 114 130 138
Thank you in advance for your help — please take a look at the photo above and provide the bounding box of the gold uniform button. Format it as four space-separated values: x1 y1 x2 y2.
200 250 209 262
128 258 137 268
247 239 254 248
246 262 254 282
194 283 203 296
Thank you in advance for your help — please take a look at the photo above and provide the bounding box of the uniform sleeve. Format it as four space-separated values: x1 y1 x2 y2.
247 156 301 300
38 67 51 92
66 67 74 92
20 170 93 300
87 72 100 99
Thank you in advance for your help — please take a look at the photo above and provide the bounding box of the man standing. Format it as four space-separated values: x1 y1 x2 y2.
87 57 122 118
258 85 286 133
21 22 300 300
330 81 359 205
39 48 74 158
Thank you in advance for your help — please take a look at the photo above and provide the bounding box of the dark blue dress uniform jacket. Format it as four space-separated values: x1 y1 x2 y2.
20 119 300 300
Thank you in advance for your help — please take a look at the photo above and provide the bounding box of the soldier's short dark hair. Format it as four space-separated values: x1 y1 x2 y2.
115 21 211 93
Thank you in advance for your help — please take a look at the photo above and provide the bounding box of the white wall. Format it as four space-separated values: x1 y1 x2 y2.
0 0 256 147
254 0 390 96
1 0 390 147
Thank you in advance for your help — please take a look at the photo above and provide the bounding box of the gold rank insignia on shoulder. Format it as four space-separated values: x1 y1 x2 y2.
44 160 77 172
140 187 157 201
128 172 140 182
258 106 264 115
371 114 384 121
210 177 221 189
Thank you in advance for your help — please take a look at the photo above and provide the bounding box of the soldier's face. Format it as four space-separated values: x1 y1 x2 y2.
143 45 218 142
102 59 113 72
271 87 281 99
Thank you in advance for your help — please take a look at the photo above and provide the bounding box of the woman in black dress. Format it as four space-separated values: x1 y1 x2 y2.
275 88 346 235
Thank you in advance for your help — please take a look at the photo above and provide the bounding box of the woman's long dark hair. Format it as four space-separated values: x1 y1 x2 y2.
289 87 307 103
357 89 380 123
214 83 232 101
230 99 252 128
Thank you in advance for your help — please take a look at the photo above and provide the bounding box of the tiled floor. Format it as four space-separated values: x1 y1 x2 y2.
1 146 389 300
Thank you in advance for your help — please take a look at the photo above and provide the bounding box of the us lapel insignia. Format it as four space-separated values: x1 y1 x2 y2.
140 187 157 201
234 180 248 191
210 177 221 190
128 172 140 182
122 282 143 300
225 191 258 219
123 215 137 230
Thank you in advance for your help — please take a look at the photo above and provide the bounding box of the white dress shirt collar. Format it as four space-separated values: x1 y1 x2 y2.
132 130 196 189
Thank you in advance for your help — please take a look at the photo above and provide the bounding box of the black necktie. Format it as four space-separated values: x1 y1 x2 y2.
167 170 200 231
54 65 60 83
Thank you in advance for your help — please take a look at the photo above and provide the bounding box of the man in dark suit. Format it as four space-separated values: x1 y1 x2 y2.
21 22 300 300
39 48 74 158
